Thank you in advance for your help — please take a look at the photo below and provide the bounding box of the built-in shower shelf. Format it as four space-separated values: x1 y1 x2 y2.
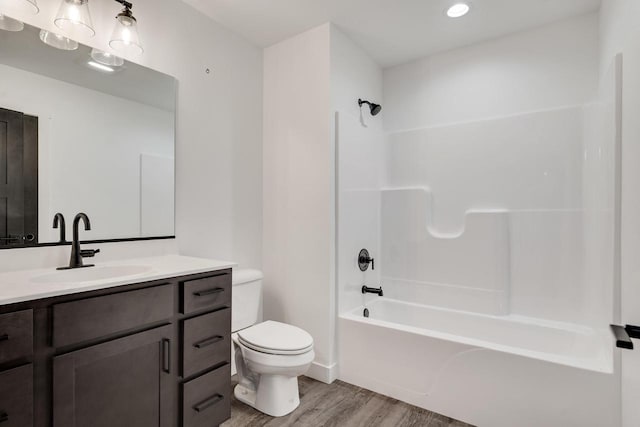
380 186 509 238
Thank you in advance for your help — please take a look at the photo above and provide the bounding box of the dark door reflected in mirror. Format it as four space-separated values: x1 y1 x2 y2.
0 107 37 248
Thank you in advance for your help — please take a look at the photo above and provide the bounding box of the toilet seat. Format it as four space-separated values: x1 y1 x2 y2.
237 320 314 356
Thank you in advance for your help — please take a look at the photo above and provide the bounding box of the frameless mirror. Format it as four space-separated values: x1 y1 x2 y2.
0 23 176 247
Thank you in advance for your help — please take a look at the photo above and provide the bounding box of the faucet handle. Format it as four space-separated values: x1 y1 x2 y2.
80 249 100 258
358 248 375 271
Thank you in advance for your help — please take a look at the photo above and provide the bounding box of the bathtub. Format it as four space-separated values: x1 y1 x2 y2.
338 298 619 427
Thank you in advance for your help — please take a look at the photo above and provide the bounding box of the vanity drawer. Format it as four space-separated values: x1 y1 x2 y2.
182 364 231 427
0 309 33 364
0 364 33 427
182 308 231 377
52 284 174 347
181 271 231 314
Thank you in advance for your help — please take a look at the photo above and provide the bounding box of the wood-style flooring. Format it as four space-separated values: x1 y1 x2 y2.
221 376 474 427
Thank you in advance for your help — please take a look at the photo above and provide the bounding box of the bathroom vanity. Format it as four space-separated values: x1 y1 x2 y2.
0 255 233 427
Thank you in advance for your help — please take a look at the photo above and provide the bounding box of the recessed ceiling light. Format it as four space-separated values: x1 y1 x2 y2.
87 61 115 72
447 3 470 18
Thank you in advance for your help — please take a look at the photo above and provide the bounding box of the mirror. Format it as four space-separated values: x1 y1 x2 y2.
0 23 176 247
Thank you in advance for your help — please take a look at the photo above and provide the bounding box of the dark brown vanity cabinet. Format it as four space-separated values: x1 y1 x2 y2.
0 268 232 427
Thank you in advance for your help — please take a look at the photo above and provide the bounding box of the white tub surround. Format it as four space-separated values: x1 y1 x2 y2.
336 13 620 427
0 255 235 305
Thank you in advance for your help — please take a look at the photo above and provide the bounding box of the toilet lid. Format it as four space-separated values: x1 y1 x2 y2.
237 320 314 355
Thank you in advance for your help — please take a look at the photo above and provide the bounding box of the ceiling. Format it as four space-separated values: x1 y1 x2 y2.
182 0 601 68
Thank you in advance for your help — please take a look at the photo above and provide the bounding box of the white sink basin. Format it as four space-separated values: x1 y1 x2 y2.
30 265 152 284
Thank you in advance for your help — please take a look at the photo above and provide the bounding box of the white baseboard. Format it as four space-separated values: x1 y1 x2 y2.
306 361 338 384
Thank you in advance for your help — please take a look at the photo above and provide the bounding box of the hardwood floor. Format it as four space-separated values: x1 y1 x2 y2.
221 376 474 427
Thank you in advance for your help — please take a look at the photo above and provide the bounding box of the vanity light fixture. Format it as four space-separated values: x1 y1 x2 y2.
87 60 115 72
29 0 144 56
39 28 78 50
446 2 470 18
0 14 25 31
91 48 124 66
54 0 95 38
109 0 143 55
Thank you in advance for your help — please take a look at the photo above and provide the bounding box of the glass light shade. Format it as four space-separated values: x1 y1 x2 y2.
109 11 143 56
0 14 24 31
23 0 38 13
39 29 78 50
54 0 95 38
9 0 39 14
90 48 124 67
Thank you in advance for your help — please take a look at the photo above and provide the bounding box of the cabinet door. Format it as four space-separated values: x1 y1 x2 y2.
0 364 33 427
53 325 173 427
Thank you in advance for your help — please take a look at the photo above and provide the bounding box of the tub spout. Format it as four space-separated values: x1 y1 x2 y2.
362 285 383 297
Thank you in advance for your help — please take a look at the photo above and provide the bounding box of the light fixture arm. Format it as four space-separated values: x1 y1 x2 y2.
114 0 133 10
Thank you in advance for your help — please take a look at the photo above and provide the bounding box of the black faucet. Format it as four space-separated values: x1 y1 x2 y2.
57 213 100 270
362 285 383 297
53 213 66 243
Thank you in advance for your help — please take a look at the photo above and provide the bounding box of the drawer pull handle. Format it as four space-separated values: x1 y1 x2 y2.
0 412 8 423
0 334 8 342
193 394 224 413
194 335 224 349
162 338 171 373
193 287 224 297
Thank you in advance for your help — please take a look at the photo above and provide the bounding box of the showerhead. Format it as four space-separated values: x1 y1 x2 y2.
358 99 382 116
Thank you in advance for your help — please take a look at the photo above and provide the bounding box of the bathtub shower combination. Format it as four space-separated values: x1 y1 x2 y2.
336 55 623 427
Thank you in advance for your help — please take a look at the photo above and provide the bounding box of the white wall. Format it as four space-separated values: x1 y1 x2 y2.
331 25 383 314
599 1 640 425
262 23 382 383
330 26 383 119
262 24 333 382
0 0 262 269
383 13 599 132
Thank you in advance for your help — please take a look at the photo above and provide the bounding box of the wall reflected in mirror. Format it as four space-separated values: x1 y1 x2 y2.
0 22 176 247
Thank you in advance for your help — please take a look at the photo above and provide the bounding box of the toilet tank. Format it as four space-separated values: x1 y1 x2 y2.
232 269 263 332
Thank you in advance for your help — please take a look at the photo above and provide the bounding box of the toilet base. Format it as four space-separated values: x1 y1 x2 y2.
234 374 301 417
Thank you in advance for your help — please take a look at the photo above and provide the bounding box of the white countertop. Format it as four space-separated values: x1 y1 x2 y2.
0 255 236 306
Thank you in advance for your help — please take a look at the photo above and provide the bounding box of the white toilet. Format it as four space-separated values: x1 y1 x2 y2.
232 269 315 417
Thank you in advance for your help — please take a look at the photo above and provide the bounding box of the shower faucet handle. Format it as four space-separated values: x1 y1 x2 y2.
358 248 374 271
